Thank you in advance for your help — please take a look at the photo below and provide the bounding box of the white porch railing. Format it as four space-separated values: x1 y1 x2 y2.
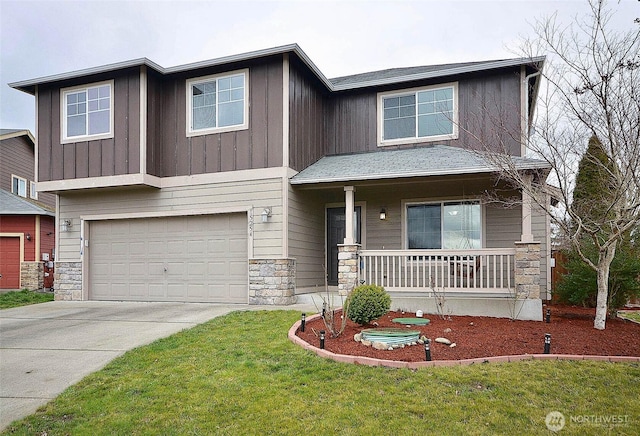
359 249 516 293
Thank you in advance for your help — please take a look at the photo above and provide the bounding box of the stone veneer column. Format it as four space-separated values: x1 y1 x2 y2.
338 244 360 296
514 241 541 299
54 261 83 301
249 258 296 305
20 261 44 290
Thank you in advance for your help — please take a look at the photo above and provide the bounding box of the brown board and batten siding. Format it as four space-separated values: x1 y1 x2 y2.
324 69 522 157
288 56 326 172
36 69 141 182
145 69 164 177
0 133 55 207
0 135 34 191
157 58 284 178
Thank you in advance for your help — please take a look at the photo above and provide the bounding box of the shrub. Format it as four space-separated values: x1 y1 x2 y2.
347 284 391 325
555 242 640 312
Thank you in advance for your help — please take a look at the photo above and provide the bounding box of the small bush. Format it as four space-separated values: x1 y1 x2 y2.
347 284 391 325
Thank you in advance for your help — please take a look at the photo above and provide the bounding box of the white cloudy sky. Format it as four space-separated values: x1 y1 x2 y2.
0 0 636 132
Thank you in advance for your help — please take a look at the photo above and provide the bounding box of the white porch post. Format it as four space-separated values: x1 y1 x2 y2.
520 173 534 243
344 186 355 244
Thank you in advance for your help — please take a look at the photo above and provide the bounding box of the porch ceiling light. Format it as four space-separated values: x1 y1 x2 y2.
379 208 386 220
261 207 272 223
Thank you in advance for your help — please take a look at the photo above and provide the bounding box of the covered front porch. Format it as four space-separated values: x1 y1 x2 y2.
290 146 550 320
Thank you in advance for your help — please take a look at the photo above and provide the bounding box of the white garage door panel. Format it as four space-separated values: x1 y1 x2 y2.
89 214 248 303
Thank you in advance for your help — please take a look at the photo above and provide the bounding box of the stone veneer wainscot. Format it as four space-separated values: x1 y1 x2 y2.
249 258 296 305
54 261 82 300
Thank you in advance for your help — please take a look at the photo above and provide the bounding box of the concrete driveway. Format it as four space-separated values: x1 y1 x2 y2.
0 300 316 430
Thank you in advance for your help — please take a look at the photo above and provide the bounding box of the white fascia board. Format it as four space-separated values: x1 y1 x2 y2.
9 58 163 95
37 174 162 192
36 167 289 192
330 56 547 91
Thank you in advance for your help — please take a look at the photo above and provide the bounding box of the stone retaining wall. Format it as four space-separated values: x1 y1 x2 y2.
54 261 82 300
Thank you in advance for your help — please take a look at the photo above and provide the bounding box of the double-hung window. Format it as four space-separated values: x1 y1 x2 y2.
62 81 113 143
11 175 27 198
379 83 457 145
406 200 481 250
187 70 248 136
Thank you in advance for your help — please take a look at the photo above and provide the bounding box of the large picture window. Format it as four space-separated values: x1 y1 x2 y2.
187 70 248 136
61 81 113 142
379 83 457 145
406 201 481 249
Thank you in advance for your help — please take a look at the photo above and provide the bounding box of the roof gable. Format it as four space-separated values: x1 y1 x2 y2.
0 129 35 145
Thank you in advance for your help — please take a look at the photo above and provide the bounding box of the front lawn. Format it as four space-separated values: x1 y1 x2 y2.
0 289 53 309
4 311 639 435
618 310 640 323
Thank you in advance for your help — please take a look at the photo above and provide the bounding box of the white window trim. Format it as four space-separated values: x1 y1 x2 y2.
30 181 38 200
11 175 27 197
377 82 459 147
186 69 249 137
401 198 483 250
60 80 114 144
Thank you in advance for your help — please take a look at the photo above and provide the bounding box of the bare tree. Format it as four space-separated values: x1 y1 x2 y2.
474 0 639 329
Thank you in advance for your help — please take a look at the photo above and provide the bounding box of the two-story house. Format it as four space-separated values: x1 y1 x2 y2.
10 44 550 319
0 129 56 290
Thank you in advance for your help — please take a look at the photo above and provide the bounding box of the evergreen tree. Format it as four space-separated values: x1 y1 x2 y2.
557 136 640 310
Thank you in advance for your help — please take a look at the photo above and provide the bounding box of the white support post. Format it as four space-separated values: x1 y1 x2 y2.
344 186 355 244
521 173 534 243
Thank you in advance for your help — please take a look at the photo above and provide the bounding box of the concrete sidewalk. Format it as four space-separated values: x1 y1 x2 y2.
0 300 316 430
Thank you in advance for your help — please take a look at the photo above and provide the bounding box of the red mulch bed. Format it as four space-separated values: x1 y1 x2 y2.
296 305 640 362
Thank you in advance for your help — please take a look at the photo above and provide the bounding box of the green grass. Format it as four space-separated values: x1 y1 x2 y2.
0 289 53 309
618 311 640 323
3 310 639 435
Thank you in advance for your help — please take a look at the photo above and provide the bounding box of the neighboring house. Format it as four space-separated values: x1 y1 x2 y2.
0 129 56 290
10 44 551 319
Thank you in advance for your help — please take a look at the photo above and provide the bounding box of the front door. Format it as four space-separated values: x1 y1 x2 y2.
326 207 361 286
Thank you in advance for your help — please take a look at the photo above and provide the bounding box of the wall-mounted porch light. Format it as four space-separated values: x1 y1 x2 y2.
261 207 272 223
61 219 72 232
379 208 387 220
25 233 32 241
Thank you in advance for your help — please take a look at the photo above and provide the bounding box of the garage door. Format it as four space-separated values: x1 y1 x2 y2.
89 214 248 303
0 237 21 289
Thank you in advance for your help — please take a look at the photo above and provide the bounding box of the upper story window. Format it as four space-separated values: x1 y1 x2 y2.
30 181 38 200
405 200 481 249
378 82 458 146
186 69 249 136
11 175 27 198
61 81 114 143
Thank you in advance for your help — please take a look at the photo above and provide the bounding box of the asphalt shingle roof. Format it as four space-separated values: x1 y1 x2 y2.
0 189 55 216
290 145 550 185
